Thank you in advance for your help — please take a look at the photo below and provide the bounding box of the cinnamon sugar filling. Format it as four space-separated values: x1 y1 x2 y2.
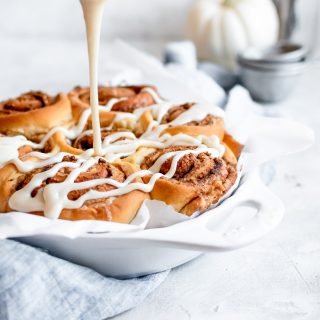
141 146 237 209
72 129 131 150
161 103 221 126
0 91 54 115
74 85 156 113
16 157 126 203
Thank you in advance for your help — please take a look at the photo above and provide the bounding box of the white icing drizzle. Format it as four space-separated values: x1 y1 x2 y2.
135 92 225 140
0 136 28 166
170 103 224 125
1 85 228 220
104 97 128 111
74 130 224 162
4 105 226 219
9 146 220 219
141 87 163 104
0 87 224 163
6 124 225 219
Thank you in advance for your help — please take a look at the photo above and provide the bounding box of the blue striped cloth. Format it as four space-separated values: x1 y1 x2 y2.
0 240 168 320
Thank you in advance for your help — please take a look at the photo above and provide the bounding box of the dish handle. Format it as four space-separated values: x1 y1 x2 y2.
138 171 284 251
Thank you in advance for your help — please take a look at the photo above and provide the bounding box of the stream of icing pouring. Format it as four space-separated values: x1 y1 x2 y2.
80 0 106 156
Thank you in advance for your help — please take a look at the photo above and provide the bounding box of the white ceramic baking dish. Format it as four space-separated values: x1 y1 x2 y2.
7 116 314 278
14 169 282 278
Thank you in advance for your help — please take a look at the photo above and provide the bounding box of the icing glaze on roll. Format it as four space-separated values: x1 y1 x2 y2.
9 146 220 219
0 136 29 166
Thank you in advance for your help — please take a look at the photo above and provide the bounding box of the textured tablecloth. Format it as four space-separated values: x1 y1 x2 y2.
0 240 169 320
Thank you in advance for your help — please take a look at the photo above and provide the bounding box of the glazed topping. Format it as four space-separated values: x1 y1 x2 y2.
0 136 33 166
141 144 237 214
16 157 125 201
0 87 226 168
73 129 131 150
77 86 136 105
8 141 224 218
0 91 53 115
110 89 155 113
142 146 229 184
0 85 233 219
72 85 157 113
0 87 225 161
185 114 220 127
160 103 220 127
160 103 194 124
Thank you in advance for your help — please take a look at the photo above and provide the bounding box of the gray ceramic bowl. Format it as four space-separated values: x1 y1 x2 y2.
239 42 307 65
238 62 305 103
238 43 306 103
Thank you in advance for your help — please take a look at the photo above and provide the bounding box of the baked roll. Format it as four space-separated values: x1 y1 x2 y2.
142 102 243 162
0 91 72 139
159 103 225 140
140 146 237 215
0 155 149 223
0 84 243 223
69 85 157 121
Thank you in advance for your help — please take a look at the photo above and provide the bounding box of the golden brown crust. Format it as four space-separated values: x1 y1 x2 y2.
18 145 33 157
223 132 244 159
48 131 84 155
0 156 149 223
0 162 24 212
0 92 72 138
160 120 225 141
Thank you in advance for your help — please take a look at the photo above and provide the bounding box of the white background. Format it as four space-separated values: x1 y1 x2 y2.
0 0 319 48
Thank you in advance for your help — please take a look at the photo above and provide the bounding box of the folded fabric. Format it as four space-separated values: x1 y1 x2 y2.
0 240 169 320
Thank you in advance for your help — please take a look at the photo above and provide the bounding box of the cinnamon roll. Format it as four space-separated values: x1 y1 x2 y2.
162 105 243 161
135 101 242 163
0 84 243 223
0 155 149 223
140 146 237 215
69 85 157 120
0 91 72 139
134 101 226 141
159 103 225 140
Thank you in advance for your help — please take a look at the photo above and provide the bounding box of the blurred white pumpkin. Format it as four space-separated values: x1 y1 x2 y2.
186 0 279 70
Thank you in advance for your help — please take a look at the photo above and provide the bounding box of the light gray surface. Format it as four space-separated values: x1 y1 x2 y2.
0 38 319 319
